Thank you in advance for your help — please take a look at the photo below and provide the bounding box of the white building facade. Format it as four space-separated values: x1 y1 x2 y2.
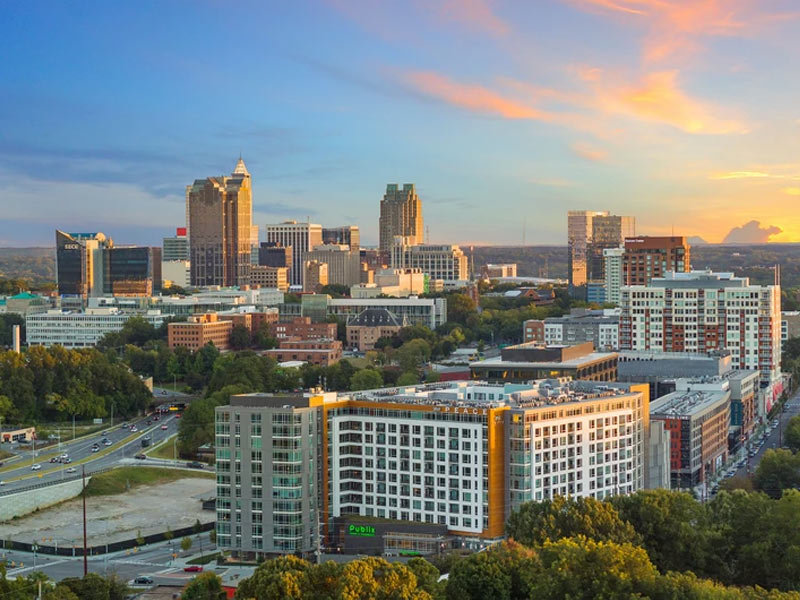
26 308 165 348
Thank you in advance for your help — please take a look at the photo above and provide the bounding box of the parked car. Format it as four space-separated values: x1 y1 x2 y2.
31 464 41 471
183 566 203 573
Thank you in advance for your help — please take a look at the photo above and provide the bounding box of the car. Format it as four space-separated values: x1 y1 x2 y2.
130 426 138 432
60 453 68 459
186 461 204 469
104 440 112 446
146 420 151 425
153 415 160 421
133 576 154 585
50 457 58 463
66 467 76 473
0 480 5 486
63 457 71 464
161 424 168 430
183 565 203 573
134 454 147 460
31 464 41 471
122 423 129 429
102 431 108 436
175 413 181 419
91 446 100 453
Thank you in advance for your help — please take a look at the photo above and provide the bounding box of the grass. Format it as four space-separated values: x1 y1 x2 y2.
146 435 178 460
83 466 213 497
187 552 221 565
0 450 13 461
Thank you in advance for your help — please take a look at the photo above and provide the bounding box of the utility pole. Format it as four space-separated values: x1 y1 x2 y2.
82 464 88 576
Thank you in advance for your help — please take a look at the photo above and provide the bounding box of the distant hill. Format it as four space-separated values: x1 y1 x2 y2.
0 247 55 283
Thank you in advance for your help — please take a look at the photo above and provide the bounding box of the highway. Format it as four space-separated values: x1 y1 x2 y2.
0 413 181 494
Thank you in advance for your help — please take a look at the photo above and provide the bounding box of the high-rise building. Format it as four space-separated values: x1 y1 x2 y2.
303 245 362 287
55 230 111 298
264 221 322 286
623 236 690 286
567 211 634 294
390 237 468 282
163 227 189 261
379 184 423 254
102 246 161 296
187 158 253 288
258 242 293 270
620 271 782 391
603 247 625 306
250 266 289 291
322 225 360 250
304 260 328 293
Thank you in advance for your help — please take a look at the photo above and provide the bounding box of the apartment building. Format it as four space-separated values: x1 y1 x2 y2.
390 238 468 282
526 309 620 351
168 313 233 351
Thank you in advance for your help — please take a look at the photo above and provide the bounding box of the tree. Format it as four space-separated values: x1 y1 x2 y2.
784 415 800 453
209 528 217 545
447 293 477 325
396 338 432 373
181 536 193 552
235 555 311 600
182 572 226 600
136 529 145 546
446 540 540 600
397 371 419 386
407 558 445 600
350 368 384 391
754 449 800 497
164 527 174 542
336 557 430 600
507 495 639 548
229 325 252 351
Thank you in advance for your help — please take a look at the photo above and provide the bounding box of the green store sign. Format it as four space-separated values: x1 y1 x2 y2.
348 524 376 537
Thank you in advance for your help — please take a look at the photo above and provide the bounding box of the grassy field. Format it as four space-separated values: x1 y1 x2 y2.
84 466 213 497
0 450 13 461
146 436 178 460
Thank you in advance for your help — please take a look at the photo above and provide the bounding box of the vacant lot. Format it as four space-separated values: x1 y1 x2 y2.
2 475 215 546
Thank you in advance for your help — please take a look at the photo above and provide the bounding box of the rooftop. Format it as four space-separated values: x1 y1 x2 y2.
650 389 730 418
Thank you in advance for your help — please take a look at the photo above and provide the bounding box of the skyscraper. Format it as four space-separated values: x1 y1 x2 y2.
264 221 323 286
55 230 111 298
187 158 253 287
567 211 634 295
322 225 360 250
379 184 423 254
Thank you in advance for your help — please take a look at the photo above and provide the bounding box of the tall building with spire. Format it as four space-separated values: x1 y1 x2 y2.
187 158 253 287
379 183 423 254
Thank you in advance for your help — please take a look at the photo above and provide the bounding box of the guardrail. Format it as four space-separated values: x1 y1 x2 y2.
0 466 114 497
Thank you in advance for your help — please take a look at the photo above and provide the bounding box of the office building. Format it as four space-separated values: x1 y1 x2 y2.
620 271 782 391
303 245 362 288
617 350 733 400
379 184 423 254
303 260 328 293
162 260 191 288
390 238 468 282
265 221 322 286
623 236 690 286
258 242 293 270
187 158 253 288
470 342 618 383
603 247 625 306
322 225 360 250
346 308 407 351
55 230 112 298
26 308 165 348
250 266 289 292
102 246 161 296
567 211 634 294
168 313 233 351
350 268 427 299
265 338 342 366
528 309 620 352
650 389 730 488
293 295 447 330
482 264 517 278
269 316 337 341
163 227 189 261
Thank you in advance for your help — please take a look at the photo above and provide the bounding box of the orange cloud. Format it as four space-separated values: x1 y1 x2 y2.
783 187 800 195
709 171 770 179
403 71 551 120
572 142 609 161
437 0 509 36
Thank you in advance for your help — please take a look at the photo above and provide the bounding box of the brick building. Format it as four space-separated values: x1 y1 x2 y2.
168 313 233 351
269 316 337 341
264 338 342 366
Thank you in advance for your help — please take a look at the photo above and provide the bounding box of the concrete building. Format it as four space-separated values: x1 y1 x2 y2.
603 247 625 306
162 227 189 261
650 389 730 488
269 317 337 341
187 159 253 288
535 308 620 352
4 292 50 316
390 238 468 283
647 421 671 490
258 242 293 271
379 183 423 254
346 307 407 351
264 221 322 286
250 266 289 292
483 264 517 278
168 313 233 351
470 342 618 383
322 225 360 250
161 260 191 288
618 350 734 400
303 260 328 293
26 308 165 348
303 245 362 288
294 295 447 330
265 338 342 366
55 230 112 298
620 271 782 397
781 311 800 349
567 211 634 296
350 268 427 298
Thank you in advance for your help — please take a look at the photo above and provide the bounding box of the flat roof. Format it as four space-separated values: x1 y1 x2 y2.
650 389 729 417
470 352 617 369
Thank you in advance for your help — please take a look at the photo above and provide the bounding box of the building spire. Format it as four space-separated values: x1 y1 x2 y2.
233 156 249 176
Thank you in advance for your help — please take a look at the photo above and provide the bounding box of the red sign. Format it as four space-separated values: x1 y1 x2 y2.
176 227 187 236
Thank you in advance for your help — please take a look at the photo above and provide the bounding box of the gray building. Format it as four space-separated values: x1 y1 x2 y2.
617 350 732 399
322 225 360 250
215 393 322 559
542 308 620 351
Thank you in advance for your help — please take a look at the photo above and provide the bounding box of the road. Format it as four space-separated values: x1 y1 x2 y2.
0 413 180 494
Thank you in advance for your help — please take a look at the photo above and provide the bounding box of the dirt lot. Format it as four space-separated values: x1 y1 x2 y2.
1 477 214 546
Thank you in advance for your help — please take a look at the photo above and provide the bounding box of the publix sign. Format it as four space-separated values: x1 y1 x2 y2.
348 524 376 537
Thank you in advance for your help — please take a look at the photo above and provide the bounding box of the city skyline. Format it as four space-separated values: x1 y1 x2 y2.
2 1 800 247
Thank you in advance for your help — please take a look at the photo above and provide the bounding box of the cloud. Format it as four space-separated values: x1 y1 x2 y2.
783 187 800 195
709 171 771 179
437 0 509 36
709 168 800 180
571 142 609 161
402 71 551 120
722 220 782 243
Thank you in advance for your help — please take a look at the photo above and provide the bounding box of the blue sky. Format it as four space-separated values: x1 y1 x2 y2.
2 0 799 247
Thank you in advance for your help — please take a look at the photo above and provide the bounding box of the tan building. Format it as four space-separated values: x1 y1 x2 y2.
265 338 342 366
483 264 517 278
264 221 322 286
269 316 337 340
187 158 253 288
346 307 408 351
304 260 328 293
250 265 289 291
350 268 426 298
168 313 233 351
379 183 423 254
303 245 362 287
390 238 468 282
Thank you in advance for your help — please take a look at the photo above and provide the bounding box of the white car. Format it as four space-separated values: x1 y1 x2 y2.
92 446 100 453
130 427 138 433
66 467 77 474
31 464 41 471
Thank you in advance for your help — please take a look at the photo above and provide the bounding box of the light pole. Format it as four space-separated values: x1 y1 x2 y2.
173 437 177 461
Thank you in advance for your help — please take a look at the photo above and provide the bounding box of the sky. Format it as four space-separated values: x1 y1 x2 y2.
1 0 799 247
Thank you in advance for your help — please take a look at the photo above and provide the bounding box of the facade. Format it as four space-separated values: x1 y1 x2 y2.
187 159 253 288
264 221 322 286
567 211 634 294
603 247 625 306
162 227 189 261
623 236 690 286
483 264 517 278
303 260 328 293
26 308 165 348
540 309 620 352
379 183 423 254
5 292 50 316
250 266 289 292
322 225 360 250
617 350 733 400
590 215 636 285
470 342 618 383
161 260 191 288
167 313 233 351
523 319 545 344
55 230 111 298
782 311 800 349
390 238 468 282
303 245 362 288
650 389 730 488
345 307 407 351
265 339 342 366
350 268 427 298
258 242 293 271
620 271 782 388
269 316 337 341
299 296 447 330
102 246 161 296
